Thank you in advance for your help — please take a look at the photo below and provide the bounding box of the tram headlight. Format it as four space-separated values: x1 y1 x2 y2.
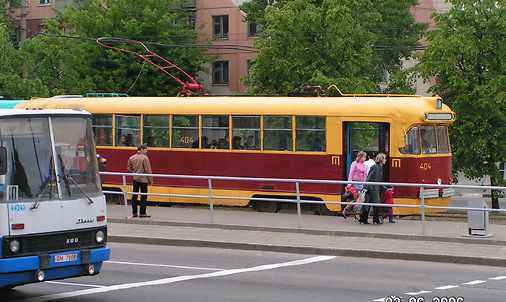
95 230 105 244
9 240 20 253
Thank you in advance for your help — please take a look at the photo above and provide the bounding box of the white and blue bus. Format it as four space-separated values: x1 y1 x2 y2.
0 109 110 289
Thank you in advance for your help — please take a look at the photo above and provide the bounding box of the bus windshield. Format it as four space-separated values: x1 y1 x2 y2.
0 116 101 202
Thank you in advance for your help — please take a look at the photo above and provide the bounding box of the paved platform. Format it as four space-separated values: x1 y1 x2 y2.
106 203 506 267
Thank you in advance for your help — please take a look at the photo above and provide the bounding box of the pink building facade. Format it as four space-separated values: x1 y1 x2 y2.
9 0 450 96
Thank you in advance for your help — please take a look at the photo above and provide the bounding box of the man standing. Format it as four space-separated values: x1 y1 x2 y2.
127 144 153 218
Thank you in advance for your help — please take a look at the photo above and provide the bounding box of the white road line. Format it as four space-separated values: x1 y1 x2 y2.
490 276 506 280
434 285 459 290
405 290 432 295
45 281 106 288
105 260 223 271
462 280 486 285
372 298 386 302
18 255 336 302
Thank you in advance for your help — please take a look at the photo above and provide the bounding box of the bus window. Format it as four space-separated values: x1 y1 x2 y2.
202 115 229 149
264 116 293 151
143 115 170 147
295 116 326 152
172 115 199 148
400 126 421 154
232 116 260 150
115 115 140 146
420 125 437 154
437 125 450 154
93 115 112 146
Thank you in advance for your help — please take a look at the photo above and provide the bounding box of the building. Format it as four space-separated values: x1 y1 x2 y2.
8 0 450 96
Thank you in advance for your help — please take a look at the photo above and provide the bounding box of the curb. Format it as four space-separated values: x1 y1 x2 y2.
108 235 506 267
108 218 506 246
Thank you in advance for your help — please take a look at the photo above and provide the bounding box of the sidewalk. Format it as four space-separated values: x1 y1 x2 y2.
106 203 506 267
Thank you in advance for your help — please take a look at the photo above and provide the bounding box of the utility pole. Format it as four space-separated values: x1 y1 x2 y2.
20 0 27 42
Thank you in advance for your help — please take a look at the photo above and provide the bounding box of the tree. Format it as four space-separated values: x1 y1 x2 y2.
0 24 48 99
416 0 506 208
239 0 427 95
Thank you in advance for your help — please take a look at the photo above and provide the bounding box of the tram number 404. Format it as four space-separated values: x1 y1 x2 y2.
180 137 194 144
420 162 432 171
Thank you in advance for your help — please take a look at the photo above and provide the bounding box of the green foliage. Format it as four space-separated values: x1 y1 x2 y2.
416 0 506 188
240 0 427 95
1 0 209 99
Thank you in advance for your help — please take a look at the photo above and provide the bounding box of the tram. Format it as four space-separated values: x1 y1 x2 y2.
16 94 455 215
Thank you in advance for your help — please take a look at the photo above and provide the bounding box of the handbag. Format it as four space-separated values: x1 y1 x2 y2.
353 190 366 211
342 190 355 202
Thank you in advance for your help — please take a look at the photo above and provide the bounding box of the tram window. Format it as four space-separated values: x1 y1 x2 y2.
93 115 112 146
172 115 199 148
420 125 437 154
232 116 260 150
263 116 293 151
400 126 421 154
143 115 170 147
437 125 450 154
202 115 229 149
295 116 326 152
115 115 140 147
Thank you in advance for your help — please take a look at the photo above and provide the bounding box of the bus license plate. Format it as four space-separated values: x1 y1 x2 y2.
55 253 78 263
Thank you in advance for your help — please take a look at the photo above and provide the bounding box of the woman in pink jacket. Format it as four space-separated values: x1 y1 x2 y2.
342 151 367 217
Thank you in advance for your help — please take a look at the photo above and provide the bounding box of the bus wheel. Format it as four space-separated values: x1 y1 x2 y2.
252 197 279 213
318 203 338 216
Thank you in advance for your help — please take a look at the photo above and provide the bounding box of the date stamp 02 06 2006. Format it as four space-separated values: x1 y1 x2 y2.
385 297 464 302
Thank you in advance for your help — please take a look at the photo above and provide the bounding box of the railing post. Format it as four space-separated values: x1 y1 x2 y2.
420 186 426 235
295 182 302 228
122 175 129 218
208 178 214 223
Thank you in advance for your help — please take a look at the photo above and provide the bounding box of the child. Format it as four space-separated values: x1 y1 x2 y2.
380 186 395 223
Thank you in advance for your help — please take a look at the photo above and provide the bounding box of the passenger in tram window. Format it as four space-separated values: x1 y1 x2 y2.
119 134 127 146
217 138 226 149
202 136 210 148
232 136 243 149
223 134 230 149
243 136 257 150
146 135 157 147
210 140 218 149
125 133 135 146
310 135 325 151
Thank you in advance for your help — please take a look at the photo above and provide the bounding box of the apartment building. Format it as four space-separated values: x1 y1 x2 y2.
9 0 450 96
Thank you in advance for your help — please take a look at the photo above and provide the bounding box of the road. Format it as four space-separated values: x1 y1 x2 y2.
3 243 506 302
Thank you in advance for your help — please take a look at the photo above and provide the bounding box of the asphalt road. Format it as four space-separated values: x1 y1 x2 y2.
3 242 506 302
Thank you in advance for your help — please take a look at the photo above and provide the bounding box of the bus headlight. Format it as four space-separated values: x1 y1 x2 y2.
95 230 105 244
9 240 20 253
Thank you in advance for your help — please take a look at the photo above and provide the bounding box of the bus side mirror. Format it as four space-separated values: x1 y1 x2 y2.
0 147 7 175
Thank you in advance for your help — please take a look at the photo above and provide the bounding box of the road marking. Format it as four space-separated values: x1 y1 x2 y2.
19 255 335 302
462 280 486 285
490 276 506 280
434 285 459 290
46 281 106 288
106 260 223 271
405 290 432 295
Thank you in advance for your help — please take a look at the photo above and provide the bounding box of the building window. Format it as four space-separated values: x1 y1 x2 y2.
248 22 262 37
213 61 229 84
39 0 50 4
213 15 229 39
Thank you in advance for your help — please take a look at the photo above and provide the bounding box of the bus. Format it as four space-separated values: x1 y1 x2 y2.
0 109 109 289
16 94 455 215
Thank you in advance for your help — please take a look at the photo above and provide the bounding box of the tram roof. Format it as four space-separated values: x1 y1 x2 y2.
16 96 453 121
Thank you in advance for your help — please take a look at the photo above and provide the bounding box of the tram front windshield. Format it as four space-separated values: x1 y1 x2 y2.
0 116 101 202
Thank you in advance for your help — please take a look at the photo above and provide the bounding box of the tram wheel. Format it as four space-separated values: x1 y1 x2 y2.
318 203 338 216
253 199 279 213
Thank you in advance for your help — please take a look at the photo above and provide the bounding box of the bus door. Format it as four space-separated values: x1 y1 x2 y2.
344 122 390 181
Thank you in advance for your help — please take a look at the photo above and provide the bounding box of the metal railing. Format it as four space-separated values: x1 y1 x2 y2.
101 171 506 235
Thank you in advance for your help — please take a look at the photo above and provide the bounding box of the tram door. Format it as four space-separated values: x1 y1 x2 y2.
344 122 390 181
